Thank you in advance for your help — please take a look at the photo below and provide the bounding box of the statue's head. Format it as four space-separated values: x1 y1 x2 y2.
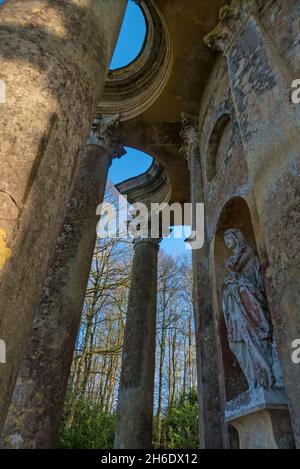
224 228 245 250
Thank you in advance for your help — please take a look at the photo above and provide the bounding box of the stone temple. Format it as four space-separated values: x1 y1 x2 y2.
0 0 300 450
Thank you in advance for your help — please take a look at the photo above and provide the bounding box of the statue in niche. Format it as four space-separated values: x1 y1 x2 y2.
222 228 283 390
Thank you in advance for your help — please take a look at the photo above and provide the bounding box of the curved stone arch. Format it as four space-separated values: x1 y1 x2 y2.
206 113 231 182
211 194 286 401
116 159 172 207
97 0 173 121
212 197 256 405
211 195 293 448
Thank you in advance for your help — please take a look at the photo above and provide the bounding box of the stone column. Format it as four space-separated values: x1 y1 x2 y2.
0 0 127 431
181 114 225 449
115 237 160 449
1 115 125 449
204 0 300 446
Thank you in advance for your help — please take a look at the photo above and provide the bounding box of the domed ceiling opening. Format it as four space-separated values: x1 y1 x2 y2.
109 0 147 71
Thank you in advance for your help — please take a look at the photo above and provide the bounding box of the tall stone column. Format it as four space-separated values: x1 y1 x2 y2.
1 115 125 449
115 237 160 449
181 114 225 449
205 0 300 446
0 0 127 431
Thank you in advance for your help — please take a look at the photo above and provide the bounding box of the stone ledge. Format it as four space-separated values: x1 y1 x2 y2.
225 387 288 422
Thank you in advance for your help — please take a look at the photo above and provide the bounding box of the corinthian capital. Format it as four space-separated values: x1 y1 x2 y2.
87 113 126 158
180 113 199 169
204 0 264 52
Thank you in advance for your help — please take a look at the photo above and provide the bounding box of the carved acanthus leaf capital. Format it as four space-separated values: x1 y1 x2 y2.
180 113 199 169
204 0 264 52
87 113 126 159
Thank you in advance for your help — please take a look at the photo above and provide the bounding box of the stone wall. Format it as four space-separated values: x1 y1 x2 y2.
198 0 300 446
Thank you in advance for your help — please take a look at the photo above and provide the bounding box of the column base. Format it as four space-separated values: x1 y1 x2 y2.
225 388 295 449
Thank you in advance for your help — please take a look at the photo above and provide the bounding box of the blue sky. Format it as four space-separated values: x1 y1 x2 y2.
0 0 190 256
109 148 152 185
108 2 190 255
108 2 152 186
110 1 146 70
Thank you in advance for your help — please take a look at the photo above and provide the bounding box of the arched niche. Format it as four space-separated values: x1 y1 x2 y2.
212 197 294 449
212 197 259 403
206 114 231 182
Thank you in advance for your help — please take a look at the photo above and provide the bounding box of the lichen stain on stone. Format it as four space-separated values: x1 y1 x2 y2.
0 228 12 270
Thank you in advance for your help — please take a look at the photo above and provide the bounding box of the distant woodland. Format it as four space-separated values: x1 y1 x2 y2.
59 189 198 449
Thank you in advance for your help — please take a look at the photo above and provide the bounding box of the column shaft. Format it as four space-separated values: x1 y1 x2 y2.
0 0 127 430
1 144 111 449
181 115 225 448
115 239 159 449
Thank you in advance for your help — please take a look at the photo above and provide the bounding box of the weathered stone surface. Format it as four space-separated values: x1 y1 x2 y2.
1 143 112 449
1 115 125 449
115 238 160 450
207 2 300 446
225 388 295 449
0 0 126 432
0 0 299 451
201 0 300 448
181 114 225 449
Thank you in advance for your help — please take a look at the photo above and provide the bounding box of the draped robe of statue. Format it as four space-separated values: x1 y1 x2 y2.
221 229 282 390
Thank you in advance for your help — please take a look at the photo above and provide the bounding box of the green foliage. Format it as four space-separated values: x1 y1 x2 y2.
154 388 199 449
59 389 199 449
58 399 116 449
59 390 199 449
